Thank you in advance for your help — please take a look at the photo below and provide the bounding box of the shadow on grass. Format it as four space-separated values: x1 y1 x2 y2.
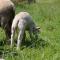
0 38 50 58
0 37 50 49
21 38 50 49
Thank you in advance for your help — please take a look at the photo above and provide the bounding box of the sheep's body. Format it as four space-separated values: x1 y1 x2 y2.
11 12 39 49
0 0 15 39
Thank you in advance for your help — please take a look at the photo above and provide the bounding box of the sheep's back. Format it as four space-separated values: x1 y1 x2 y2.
0 0 14 14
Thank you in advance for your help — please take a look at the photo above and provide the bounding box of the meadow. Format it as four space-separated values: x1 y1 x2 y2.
0 0 60 60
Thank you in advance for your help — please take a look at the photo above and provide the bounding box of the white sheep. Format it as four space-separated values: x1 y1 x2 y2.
11 12 40 49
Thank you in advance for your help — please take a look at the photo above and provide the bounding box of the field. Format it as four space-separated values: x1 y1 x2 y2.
0 0 60 60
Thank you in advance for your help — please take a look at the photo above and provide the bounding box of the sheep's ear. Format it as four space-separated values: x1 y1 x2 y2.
33 27 40 31
36 27 40 30
35 27 40 32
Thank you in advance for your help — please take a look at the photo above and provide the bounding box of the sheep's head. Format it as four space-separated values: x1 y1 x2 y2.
35 27 40 33
33 27 40 40
33 27 40 34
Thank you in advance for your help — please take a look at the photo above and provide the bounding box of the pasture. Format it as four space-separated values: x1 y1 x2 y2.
0 0 60 60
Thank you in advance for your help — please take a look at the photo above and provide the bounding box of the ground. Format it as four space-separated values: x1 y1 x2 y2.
0 0 60 60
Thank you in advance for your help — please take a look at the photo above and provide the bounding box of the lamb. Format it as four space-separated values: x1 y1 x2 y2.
11 12 40 49
0 0 15 39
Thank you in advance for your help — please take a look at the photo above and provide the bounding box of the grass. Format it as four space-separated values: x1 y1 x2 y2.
0 0 60 60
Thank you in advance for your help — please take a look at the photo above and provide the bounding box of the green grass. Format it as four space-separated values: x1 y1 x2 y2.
0 0 60 60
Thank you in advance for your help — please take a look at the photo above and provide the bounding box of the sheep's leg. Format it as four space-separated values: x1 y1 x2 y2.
10 28 15 47
29 29 33 40
17 29 24 50
22 32 26 43
35 33 38 40
5 25 11 39
17 19 26 50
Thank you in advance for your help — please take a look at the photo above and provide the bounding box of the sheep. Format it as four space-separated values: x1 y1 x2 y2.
11 12 40 49
0 0 15 39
